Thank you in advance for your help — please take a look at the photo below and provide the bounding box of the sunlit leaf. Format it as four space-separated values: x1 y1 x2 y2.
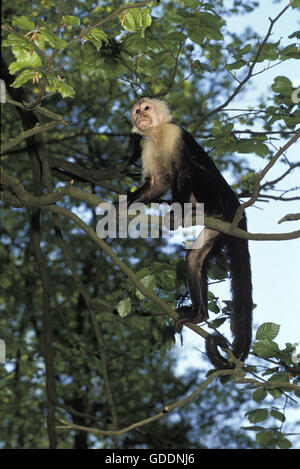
12 15 35 30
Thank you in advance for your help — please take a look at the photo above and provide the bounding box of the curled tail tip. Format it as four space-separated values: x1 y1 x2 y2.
205 334 234 369
205 333 251 369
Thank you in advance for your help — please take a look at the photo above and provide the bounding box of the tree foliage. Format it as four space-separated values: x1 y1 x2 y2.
1 0 300 449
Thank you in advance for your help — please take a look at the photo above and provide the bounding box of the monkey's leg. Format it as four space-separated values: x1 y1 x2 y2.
177 228 221 325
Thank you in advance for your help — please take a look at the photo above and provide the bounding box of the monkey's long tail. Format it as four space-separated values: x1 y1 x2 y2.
205 216 253 369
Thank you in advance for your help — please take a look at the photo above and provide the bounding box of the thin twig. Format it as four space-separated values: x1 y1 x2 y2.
67 1 153 47
230 129 300 228
58 368 237 436
192 1 294 134
258 129 300 182
1 24 48 60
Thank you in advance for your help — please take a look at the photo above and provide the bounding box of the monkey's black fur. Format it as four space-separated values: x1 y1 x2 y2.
125 99 253 369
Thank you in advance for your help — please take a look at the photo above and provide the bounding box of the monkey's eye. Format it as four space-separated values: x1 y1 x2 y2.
135 109 140 114
144 105 150 111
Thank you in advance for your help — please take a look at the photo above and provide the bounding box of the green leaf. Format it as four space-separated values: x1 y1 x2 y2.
252 339 279 359
242 425 265 432
188 12 224 43
62 15 80 26
207 291 217 301
165 7 185 23
207 301 220 313
156 270 176 291
251 41 280 63
46 74 75 98
246 408 268 424
270 409 285 423
277 434 292 449
12 15 35 31
136 275 156 300
271 76 292 95
165 31 186 43
188 29 205 46
137 57 155 75
267 388 283 399
2 34 32 51
240 44 252 55
237 139 256 154
208 317 226 329
292 0 300 8
182 0 201 7
256 322 280 341
85 28 108 50
122 33 148 54
193 60 211 73
120 7 152 37
11 69 37 88
252 388 267 403
40 31 67 50
254 142 269 157
135 267 151 279
6 38 42 74
256 429 275 448
268 371 289 383
280 44 300 60
288 31 300 39
226 60 245 71
117 297 131 318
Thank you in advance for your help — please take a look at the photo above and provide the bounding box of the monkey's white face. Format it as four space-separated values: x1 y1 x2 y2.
131 101 160 131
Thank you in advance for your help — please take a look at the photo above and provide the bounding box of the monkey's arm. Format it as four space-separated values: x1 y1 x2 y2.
115 176 167 218
127 176 167 205
127 134 143 166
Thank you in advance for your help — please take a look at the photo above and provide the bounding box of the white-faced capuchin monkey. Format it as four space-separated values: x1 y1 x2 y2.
121 97 252 369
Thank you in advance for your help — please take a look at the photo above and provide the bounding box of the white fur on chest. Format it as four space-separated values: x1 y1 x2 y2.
141 124 182 180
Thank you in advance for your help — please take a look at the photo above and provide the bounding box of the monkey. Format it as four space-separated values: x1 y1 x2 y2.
119 97 252 369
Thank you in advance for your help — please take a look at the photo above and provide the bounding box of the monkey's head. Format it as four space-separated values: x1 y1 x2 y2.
131 98 172 135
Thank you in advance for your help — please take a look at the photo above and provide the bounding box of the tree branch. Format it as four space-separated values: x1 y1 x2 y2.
192 0 295 134
1 119 66 154
1 168 74 205
230 128 300 229
58 368 237 436
2 169 300 242
278 213 300 224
